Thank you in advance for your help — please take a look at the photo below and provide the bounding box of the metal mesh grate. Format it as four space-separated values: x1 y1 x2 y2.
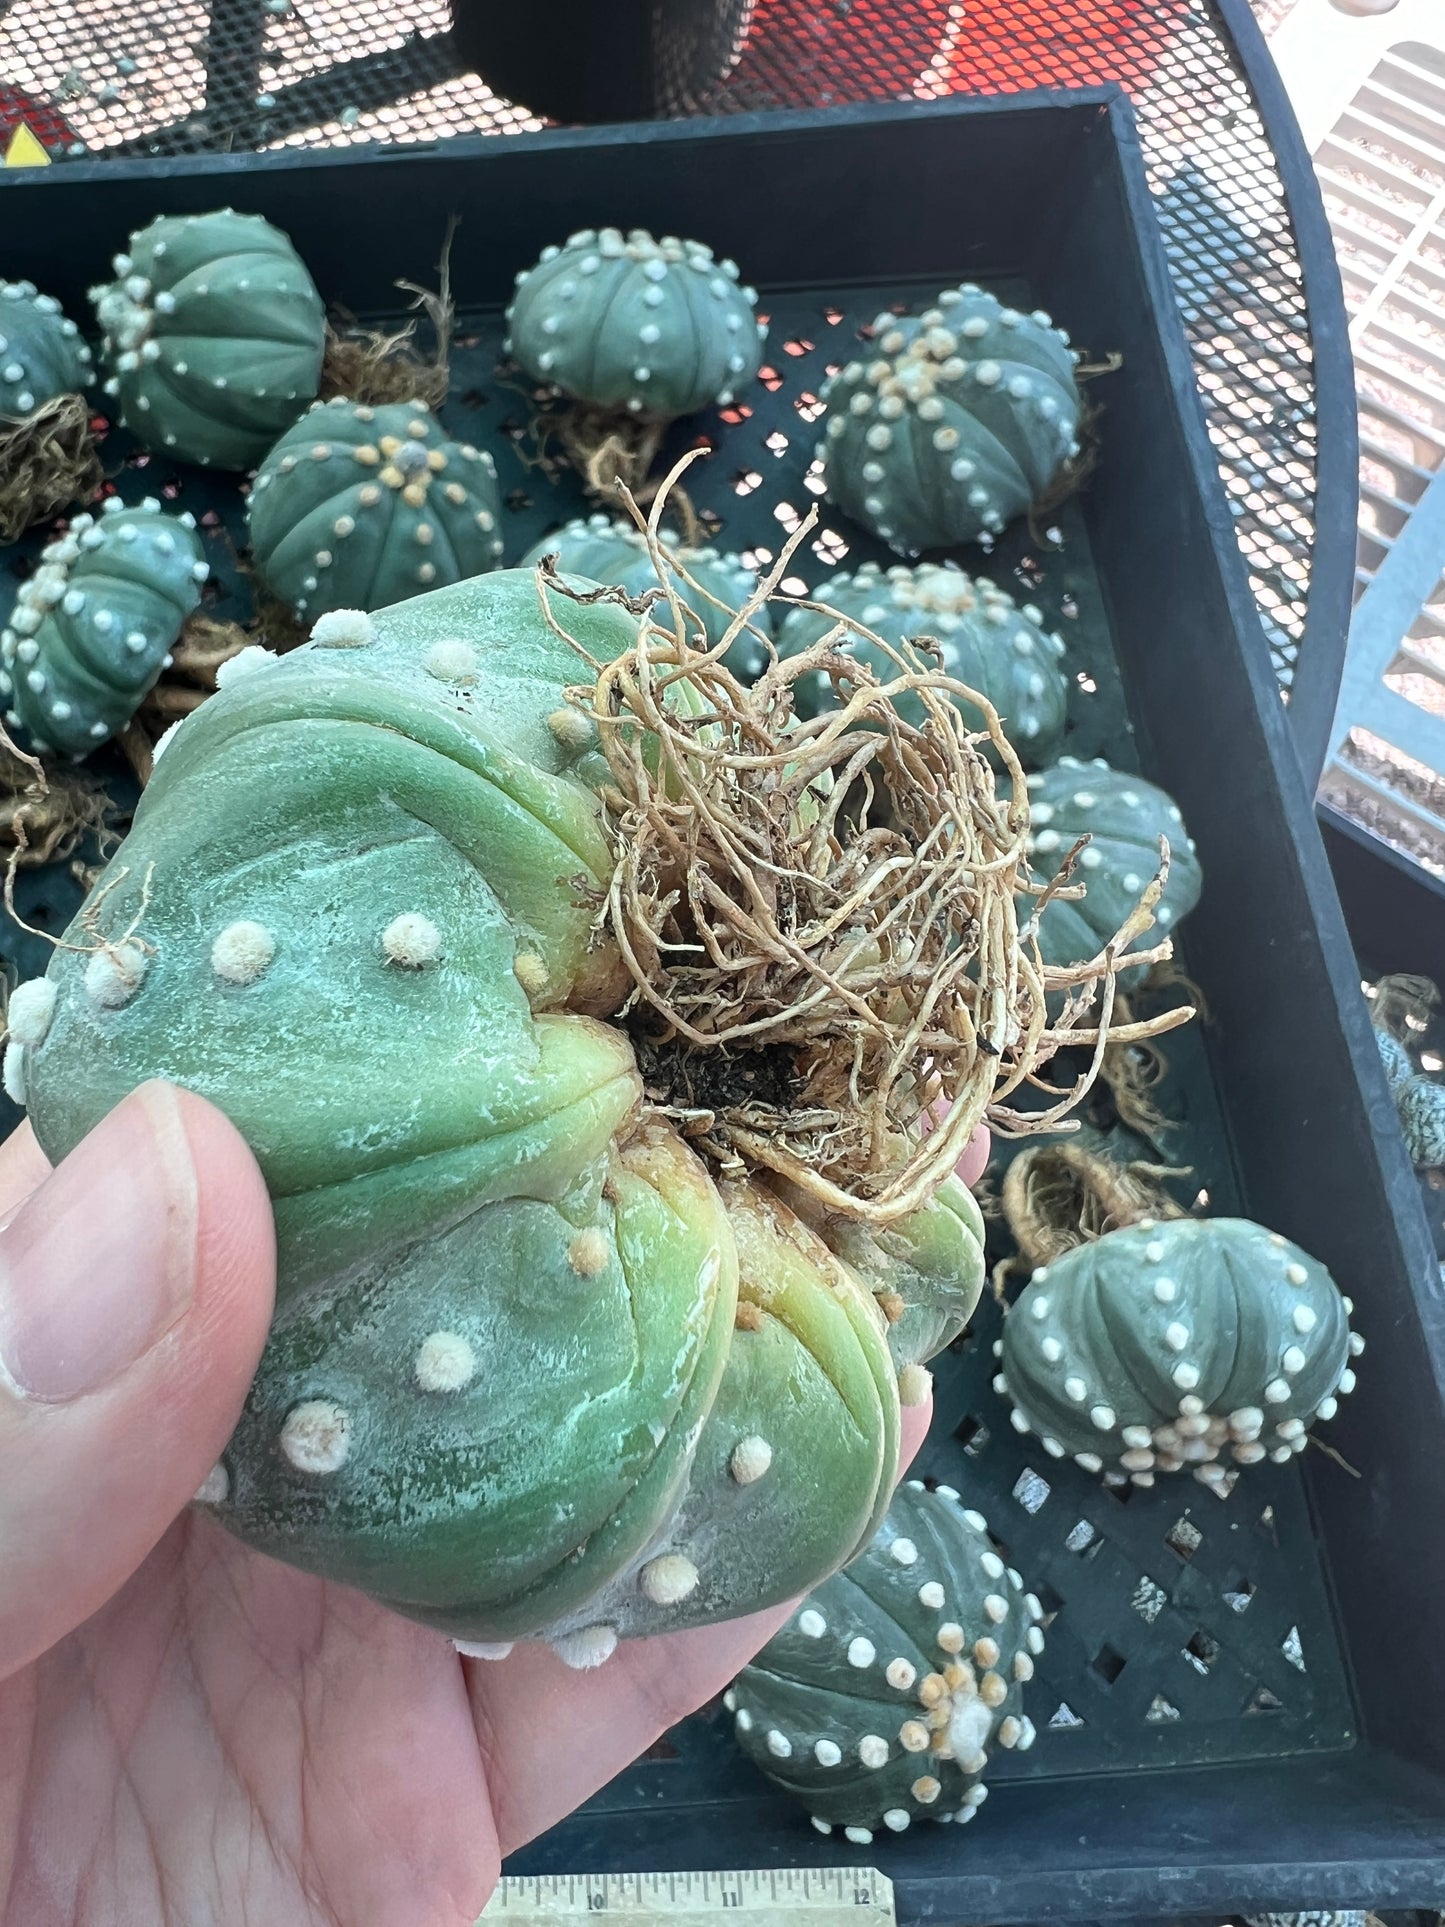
0 0 1316 688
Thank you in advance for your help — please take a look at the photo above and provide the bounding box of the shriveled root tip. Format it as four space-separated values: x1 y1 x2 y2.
0 395 103 545
1000 1140 1190 1272
536 400 667 501
1 754 114 870
1100 992 1173 1142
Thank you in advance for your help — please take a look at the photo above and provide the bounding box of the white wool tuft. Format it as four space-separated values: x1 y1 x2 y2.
310 609 375 649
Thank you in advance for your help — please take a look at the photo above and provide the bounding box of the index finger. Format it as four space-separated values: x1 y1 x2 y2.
0 1119 52 1223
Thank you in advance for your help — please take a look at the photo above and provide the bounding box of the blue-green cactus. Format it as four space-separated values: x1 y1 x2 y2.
248 399 505 621
0 279 93 419
819 287 1081 554
1023 756 1202 985
728 1482 1042 1841
1375 1027 1413 1094
776 561 1068 768
1397 1075 1445 1169
518 513 770 673
997 1217 1363 1492
0 497 207 759
91 208 325 469
506 228 766 419
12 569 989 1663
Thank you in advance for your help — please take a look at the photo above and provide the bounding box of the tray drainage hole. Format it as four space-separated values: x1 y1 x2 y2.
1065 1520 1103 1559
1282 1625 1306 1672
793 390 825 424
757 365 784 393
1031 1581 1065 1627
812 530 850 566
1222 1573 1257 1614
1132 1577 1168 1625
1048 1702 1085 1731
740 547 774 574
764 430 790 458
1012 1469 1050 1515
782 337 815 358
1091 1645 1127 1687
1076 670 1098 695
1164 1517 1204 1563
803 460 827 499
1245 1684 1284 1715
1182 1629 1220 1675
1256 1504 1280 1548
1145 1694 1181 1724
718 403 754 426
774 502 804 535
505 487 532 513
732 469 763 498
823 307 845 326
955 1413 989 1457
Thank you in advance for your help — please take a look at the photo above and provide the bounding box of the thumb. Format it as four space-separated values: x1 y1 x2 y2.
0 1080 275 1679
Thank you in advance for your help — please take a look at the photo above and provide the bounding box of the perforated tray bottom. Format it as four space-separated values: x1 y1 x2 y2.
0 277 1355 1790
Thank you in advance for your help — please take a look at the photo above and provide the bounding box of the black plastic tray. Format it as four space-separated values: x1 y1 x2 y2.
2 93 1443 1922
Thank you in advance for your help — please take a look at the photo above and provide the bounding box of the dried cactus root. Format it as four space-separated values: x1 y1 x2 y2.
1026 353 1120 536
0 394 102 545
0 741 113 872
1098 991 1175 1142
999 1139 1190 1274
319 228 456 413
1371 972 1440 1039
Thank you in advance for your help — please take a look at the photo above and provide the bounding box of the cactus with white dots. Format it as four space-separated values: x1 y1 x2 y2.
506 227 766 420
0 497 207 759
0 279 93 420
996 1217 1363 1493
248 399 505 620
518 514 771 672
1023 756 1203 987
728 1482 1042 1840
776 561 1069 769
90 209 325 469
819 287 1081 555
12 567 987 1659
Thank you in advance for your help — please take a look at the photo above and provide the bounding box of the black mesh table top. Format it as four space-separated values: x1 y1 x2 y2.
0 0 1355 777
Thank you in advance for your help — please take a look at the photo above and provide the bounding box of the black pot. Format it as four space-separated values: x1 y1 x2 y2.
449 0 756 121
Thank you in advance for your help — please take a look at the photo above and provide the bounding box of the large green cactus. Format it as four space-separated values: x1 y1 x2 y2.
0 497 207 758
12 568 987 1663
1 279 93 418
997 1217 1363 1491
728 1482 1042 1840
91 209 325 468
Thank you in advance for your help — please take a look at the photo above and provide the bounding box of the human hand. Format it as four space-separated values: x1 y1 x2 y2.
0 1081 987 1926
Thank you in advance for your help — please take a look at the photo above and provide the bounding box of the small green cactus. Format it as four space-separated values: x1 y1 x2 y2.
506 228 766 419
997 1217 1363 1492
728 1482 1042 1841
820 287 1081 554
0 497 206 759
91 209 325 468
518 513 770 672
248 399 505 620
1024 757 1203 984
0 279 93 418
776 561 1069 768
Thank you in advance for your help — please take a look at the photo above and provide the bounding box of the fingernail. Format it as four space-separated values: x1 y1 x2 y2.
0 1083 198 1402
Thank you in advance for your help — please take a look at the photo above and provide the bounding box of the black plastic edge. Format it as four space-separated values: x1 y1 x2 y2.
1321 801 1445 972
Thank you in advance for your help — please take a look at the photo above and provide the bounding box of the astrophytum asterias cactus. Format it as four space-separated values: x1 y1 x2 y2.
819 287 1081 554
13 568 988 1664
0 279 93 420
727 1481 1042 1842
0 497 207 758
997 1217 1364 1493
248 399 505 620
1024 757 1202 984
777 561 1068 768
518 514 770 672
506 227 766 418
91 208 325 468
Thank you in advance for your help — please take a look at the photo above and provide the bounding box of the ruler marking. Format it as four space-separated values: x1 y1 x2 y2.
478 1866 894 1922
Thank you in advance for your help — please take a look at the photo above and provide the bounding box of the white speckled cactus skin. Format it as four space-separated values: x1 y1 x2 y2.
518 513 771 672
820 287 1081 554
997 1217 1364 1493
728 1482 1042 1841
0 497 207 758
90 208 325 468
777 561 1069 769
248 399 505 620
0 280 93 418
505 227 766 419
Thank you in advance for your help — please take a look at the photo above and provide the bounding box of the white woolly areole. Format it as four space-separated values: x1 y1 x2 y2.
84 939 149 1009
310 608 375 649
2 1042 26 1107
640 1553 700 1605
948 1693 994 1764
897 1363 932 1407
194 1463 230 1505
454 1639 514 1661
210 920 276 985
7 977 57 1046
415 1330 477 1393
382 912 442 967
425 639 481 685
279 1399 351 1475
551 1624 618 1670
215 643 278 688
729 1434 772 1484
151 718 185 765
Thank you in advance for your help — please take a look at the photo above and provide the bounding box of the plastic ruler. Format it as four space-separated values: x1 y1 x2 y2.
477 1868 896 1922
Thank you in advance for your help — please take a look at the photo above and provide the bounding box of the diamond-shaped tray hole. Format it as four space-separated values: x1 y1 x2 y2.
1182 1629 1220 1675
1064 1519 1096 1554
793 389 825 424
1012 1468 1050 1515
732 469 763 498
780 575 808 597
782 336 815 358
718 403 754 426
1076 668 1099 695
773 501 803 535
1091 1644 1128 1687
764 429 790 457
697 507 724 541
1145 1694 1182 1723
1059 593 1080 620
1032 1581 1065 1626
505 487 533 513
1132 1576 1168 1625
1103 1479 1138 1506
758 365 784 393
1048 1701 1085 1730
822 307 845 326
1245 1684 1284 1714
1222 1572 1257 1615
1282 1625 1306 1672
1165 1516 1204 1562
955 1413 989 1457
740 547 774 573
1257 1504 1280 1548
